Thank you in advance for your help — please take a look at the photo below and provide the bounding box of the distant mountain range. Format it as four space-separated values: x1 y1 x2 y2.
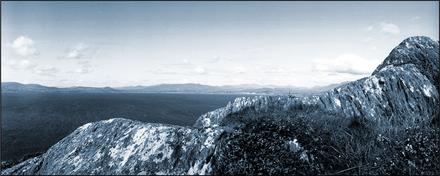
1 82 347 95
1 82 118 93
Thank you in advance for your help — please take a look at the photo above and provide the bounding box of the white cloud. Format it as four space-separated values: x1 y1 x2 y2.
72 67 92 74
206 56 221 63
194 66 206 74
34 66 59 77
11 36 38 57
380 22 400 35
78 60 91 66
7 59 37 70
265 66 288 74
233 66 246 74
147 67 179 75
68 60 94 74
63 43 92 59
313 53 380 75
170 59 192 66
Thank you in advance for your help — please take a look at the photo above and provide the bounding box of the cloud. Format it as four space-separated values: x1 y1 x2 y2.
11 36 38 57
78 60 91 66
5 56 60 77
182 59 190 64
233 66 246 74
34 66 59 77
313 54 380 75
206 56 221 63
72 67 93 74
147 67 179 75
63 43 94 59
68 60 94 74
379 22 400 35
169 59 192 67
264 66 287 74
7 59 37 70
194 66 206 74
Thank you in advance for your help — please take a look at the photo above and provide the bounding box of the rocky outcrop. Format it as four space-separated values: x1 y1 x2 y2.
1 119 219 175
2 36 439 175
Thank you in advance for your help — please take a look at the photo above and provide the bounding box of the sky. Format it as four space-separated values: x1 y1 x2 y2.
1 1 439 88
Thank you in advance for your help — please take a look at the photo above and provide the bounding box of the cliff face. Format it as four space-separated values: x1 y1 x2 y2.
2 36 439 175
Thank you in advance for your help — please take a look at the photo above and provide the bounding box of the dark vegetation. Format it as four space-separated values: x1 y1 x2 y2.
434 67 440 127
213 113 440 175
1 92 247 164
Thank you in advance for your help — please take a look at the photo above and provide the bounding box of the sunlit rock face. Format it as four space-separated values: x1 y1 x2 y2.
2 36 439 175
1 119 219 175
373 36 439 89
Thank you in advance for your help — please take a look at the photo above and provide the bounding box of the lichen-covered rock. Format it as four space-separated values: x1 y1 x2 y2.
373 36 439 89
2 36 439 175
1 118 223 175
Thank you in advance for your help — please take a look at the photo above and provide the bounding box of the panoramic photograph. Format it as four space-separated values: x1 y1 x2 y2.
1 1 439 175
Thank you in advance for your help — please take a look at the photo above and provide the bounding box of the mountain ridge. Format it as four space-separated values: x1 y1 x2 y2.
1 82 346 95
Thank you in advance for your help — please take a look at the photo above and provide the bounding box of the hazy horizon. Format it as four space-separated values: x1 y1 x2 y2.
2 1 439 88
1 80 346 89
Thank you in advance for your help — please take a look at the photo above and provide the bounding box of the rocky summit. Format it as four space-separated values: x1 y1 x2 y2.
2 36 439 175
